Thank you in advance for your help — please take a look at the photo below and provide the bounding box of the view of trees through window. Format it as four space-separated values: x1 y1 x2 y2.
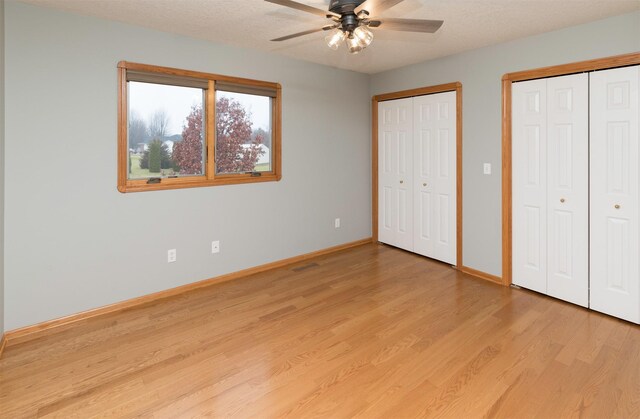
128 82 204 179
127 82 272 179
216 91 271 174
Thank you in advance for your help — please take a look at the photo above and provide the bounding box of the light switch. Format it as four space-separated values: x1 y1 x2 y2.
483 163 492 175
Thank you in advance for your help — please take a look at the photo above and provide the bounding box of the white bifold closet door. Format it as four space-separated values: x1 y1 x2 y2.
590 65 640 324
512 78 548 294
378 91 457 265
378 97 414 252
413 93 457 264
512 73 589 307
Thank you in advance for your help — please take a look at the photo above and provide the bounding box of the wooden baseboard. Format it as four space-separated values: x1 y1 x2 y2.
3 238 373 348
0 333 6 359
459 265 503 285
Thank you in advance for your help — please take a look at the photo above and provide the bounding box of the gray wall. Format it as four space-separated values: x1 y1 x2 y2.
0 0 5 336
371 11 640 277
4 1 371 330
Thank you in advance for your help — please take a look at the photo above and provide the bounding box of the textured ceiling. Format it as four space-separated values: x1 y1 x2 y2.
19 0 640 74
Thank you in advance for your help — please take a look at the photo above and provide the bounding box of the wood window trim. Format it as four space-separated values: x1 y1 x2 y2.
501 52 640 286
117 61 282 193
371 82 463 269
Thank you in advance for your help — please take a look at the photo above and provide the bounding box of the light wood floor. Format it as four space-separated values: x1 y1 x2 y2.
1 244 639 418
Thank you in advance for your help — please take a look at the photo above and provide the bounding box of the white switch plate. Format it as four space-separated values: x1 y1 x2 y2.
211 240 220 254
483 163 492 175
335 218 341 229
168 249 177 263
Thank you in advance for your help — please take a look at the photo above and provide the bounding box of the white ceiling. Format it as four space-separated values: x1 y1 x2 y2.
20 0 640 74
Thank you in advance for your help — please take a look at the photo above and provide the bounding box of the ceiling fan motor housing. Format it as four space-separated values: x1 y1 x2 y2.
328 0 366 15
329 0 366 33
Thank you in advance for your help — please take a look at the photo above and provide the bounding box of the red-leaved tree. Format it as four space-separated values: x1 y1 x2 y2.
216 97 264 173
172 106 203 175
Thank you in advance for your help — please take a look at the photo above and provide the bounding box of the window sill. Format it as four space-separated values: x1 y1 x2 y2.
118 173 281 193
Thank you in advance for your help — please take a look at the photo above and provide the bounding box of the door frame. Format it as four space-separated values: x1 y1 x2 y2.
502 52 640 286
372 82 463 268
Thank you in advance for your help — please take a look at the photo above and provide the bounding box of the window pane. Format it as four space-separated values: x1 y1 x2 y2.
215 91 272 174
128 82 205 179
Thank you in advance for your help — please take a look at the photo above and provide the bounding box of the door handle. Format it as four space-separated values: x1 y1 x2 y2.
399 180 403 184
615 204 621 209
560 198 565 203
423 183 427 187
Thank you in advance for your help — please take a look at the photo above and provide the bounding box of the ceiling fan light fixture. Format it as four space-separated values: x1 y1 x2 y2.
325 29 346 50
353 25 374 47
346 35 364 54
266 0 444 57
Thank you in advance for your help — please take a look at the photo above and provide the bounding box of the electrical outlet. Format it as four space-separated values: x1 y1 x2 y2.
483 163 492 175
167 249 177 263
335 218 341 229
211 240 220 254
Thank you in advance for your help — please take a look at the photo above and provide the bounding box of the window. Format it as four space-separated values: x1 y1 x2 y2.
118 61 281 192
215 91 272 174
128 82 205 179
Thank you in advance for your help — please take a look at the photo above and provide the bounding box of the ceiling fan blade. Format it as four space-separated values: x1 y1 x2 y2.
355 0 405 16
265 0 340 19
271 25 336 41
369 18 444 33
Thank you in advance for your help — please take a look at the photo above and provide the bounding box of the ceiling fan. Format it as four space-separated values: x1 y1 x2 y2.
265 0 444 54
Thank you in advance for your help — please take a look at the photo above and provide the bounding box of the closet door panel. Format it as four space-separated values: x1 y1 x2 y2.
413 91 457 264
546 74 589 307
512 79 548 294
378 98 414 251
413 99 435 257
590 66 640 324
